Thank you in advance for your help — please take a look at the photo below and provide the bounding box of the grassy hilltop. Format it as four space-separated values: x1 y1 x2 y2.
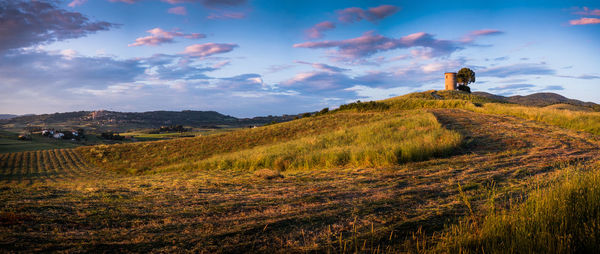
1 90 600 253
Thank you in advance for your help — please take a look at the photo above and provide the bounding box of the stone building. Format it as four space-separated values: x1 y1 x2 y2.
444 72 457 90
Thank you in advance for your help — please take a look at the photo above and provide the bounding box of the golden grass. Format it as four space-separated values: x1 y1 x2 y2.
434 166 600 253
474 103 600 135
163 111 461 172
79 111 462 174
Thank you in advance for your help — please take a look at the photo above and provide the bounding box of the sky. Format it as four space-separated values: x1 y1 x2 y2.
0 0 599 117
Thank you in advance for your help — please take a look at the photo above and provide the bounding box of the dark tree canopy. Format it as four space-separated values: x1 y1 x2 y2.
456 68 476 86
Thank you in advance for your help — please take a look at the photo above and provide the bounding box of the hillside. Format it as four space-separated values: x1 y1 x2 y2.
0 110 299 132
0 114 18 120
1 90 600 252
473 91 600 109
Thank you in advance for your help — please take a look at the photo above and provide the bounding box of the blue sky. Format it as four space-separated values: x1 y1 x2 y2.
0 0 599 117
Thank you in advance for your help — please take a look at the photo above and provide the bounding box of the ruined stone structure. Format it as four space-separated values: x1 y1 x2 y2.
444 72 457 90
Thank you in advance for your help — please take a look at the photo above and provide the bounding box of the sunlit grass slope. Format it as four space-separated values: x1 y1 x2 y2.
435 167 600 253
387 90 600 136
165 111 461 172
78 110 461 173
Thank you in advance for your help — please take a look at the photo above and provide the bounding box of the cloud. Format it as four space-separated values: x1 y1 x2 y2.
0 50 144 93
0 0 116 53
337 5 400 23
478 63 556 78
543 85 564 91
573 7 600 16
108 0 141 4
569 17 600 25
461 29 504 43
214 73 264 91
168 6 187 15
489 84 536 91
162 0 246 8
280 71 356 92
128 28 205 47
293 31 461 62
557 74 600 79
68 0 88 7
206 11 246 19
295 61 349 72
182 43 238 58
306 21 336 39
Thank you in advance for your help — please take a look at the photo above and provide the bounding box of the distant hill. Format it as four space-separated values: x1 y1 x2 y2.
0 110 299 132
0 114 19 120
473 92 599 109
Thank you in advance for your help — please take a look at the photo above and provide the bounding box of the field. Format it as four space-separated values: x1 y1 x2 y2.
2 92 600 252
0 131 81 154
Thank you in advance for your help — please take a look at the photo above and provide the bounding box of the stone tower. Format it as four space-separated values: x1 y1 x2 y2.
445 72 457 90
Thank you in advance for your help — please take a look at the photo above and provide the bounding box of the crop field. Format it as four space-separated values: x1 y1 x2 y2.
2 93 600 252
0 149 104 185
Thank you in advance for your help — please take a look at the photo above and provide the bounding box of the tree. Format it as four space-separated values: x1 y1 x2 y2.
456 67 475 93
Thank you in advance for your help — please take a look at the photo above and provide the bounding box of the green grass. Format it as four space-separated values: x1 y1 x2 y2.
80 111 462 174
474 103 600 135
434 166 600 253
164 111 461 172
0 131 80 154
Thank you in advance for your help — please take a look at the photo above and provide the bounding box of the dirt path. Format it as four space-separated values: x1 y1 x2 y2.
1 109 599 253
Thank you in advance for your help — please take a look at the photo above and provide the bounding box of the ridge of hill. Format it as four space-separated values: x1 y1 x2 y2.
473 91 600 109
0 110 299 132
0 114 18 120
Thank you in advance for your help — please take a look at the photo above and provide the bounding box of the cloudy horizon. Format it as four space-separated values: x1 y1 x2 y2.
0 0 599 117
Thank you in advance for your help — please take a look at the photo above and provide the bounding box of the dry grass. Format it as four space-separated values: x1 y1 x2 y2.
434 166 600 253
2 109 599 252
163 111 461 172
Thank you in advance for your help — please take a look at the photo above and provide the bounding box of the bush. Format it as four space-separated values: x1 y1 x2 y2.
457 84 471 93
337 101 390 112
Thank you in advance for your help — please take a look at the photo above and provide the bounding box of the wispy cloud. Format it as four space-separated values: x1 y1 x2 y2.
306 21 336 39
168 6 187 15
68 0 88 7
162 0 246 8
206 11 246 19
569 17 600 25
572 6 600 16
478 63 556 78
461 29 504 43
128 28 205 47
295 61 349 72
337 5 400 23
182 43 238 58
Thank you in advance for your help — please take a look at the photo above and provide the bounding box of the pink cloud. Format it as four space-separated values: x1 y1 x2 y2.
182 43 238 58
293 31 459 61
68 0 87 7
306 21 336 39
207 11 246 19
294 61 349 72
128 28 206 47
461 29 503 42
573 7 600 16
162 0 246 8
109 0 140 3
337 5 399 23
168 6 187 15
570 17 600 25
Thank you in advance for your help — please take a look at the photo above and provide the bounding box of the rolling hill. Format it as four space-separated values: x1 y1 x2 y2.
473 91 600 109
1 90 600 252
0 110 300 132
